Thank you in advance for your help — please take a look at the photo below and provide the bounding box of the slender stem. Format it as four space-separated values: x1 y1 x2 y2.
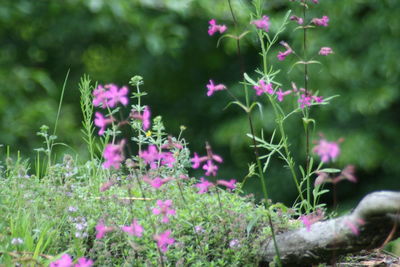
132 169 165 267
303 3 311 210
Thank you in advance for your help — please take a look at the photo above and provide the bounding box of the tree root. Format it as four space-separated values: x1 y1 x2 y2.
259 191 400 266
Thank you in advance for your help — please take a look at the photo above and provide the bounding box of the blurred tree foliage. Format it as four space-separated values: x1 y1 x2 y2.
0 0 399 204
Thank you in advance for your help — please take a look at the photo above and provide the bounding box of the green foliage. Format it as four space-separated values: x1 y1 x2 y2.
0 149 299 266
0 0 399 221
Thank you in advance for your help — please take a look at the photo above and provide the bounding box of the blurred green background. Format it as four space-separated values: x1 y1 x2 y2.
0 0 399 206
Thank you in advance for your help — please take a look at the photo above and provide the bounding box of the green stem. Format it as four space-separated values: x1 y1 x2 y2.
303 3 311 211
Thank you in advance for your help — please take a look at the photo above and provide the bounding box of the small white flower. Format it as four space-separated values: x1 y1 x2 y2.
11 238 24 245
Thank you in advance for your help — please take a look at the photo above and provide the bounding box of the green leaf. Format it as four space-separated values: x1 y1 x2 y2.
318 168 341 173
243 72 257 86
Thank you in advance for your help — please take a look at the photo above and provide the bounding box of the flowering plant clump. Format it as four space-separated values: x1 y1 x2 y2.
1 0 387 266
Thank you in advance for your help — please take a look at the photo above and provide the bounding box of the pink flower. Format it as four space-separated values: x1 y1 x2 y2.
161 136 183 150
121 219 144 237
203 160 219 176
344 218 365 235
104 84 129 108
290 15 303 25
312 16 329 27
152 200 176 223
139 145 160 169
154 230 175 253
100 180 115 192
142 106 151 130
206 80 226 96
195 225 205 233
217 179 237 190
93 84 129 108
94 112 113 135
253 80 274 96
312 95 324 103
341 165 357 183
251 15 270 32
95 221 113 239
75 257 94 267
312 0 319 3
313 138 340 163
160 152 176 168
314 172 330 186
102 140 125 169
50 254 73 267
300 210 324 231
191 152 207 169
319 47 333 56
276 89 292 102
143 176 173 189
277 50 291 61
208 19 227 36
93 85 108 108
194 177 214 194
298 94 312 108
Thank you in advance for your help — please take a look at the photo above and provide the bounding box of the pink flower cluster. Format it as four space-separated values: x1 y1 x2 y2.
251 15 270 32
290 15 303 25
315 165 357 186
121 219 144 237
319 47 333 56
96 219 144 239
143 176 174 189
93 84 129 109
253 80 292 102
253 80 274 96
312 15 329 27
208 19 227 36
291 83 324 108
191 143 236 194
191 143 223 176
154 230 175 253
153 199 176 223
102 140 125 169
130 106 152 131
313 137 340 163
300 209 325 231
50 254 93 267
93 84 129 136
139 144 176 169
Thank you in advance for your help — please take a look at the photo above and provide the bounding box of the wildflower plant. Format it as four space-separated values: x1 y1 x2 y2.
0 0 377 266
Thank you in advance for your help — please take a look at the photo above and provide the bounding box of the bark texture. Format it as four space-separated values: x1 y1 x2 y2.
259 191 400 266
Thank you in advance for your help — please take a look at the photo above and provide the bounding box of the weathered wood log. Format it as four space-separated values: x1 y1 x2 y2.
259 191 400 266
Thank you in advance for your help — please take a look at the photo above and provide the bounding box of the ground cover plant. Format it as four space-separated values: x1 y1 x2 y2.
0 0 399 266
